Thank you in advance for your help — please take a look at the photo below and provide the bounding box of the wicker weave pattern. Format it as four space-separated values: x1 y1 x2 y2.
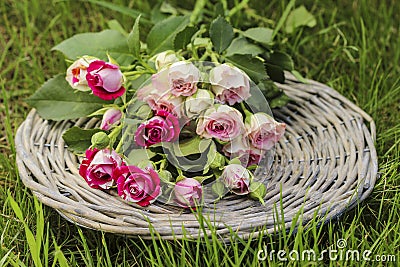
15 74 378 239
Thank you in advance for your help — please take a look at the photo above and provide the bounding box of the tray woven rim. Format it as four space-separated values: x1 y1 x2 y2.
15 73 378 240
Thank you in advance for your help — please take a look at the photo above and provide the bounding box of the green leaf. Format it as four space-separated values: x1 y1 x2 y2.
242 27 273 45
62 127 103 154
225 37 264 57
269 93 291 109
107 20 128 36
225 54 267 83
209 16 234 53
285 5 317 33
172 136 212 157
268 51 294 71
52 30 135 66
26 75 111 121
265 63 285 83
146 15 190 55
249 182 267 205
127 148 156 166
212 181 226 199
174 26 197 50
85 0 151 25
128 15 141 58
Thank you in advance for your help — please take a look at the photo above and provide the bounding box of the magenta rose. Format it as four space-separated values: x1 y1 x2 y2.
220 164 251 195
246 113 286 150
114 166 161 207
209 64 251 105
135 110 180 147
100 108 122 131
86 60 125 100
196 105 245 142
79 148 125 189
222 137 264 167
174 178 203 208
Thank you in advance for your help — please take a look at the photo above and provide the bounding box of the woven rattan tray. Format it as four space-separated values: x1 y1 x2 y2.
15 73 378 240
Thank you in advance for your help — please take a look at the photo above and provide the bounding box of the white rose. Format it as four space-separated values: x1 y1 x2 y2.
183 89 214 118
154 51 180 70
209 63 251 105
65 56 98 91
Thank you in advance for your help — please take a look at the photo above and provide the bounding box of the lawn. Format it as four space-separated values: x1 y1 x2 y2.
0 0 399 266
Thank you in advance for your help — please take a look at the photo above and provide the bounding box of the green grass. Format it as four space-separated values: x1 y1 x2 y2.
1 0 399 266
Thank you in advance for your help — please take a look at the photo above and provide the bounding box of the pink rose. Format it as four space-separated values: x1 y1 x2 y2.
65 56 97 91
209 64 251 105
100 108 122 131
222 137 264 167
246 113 286 150
135 110 180 147
86 60 125 100
169 62 201 97
174 178 203 208
196 105 245 142
114 166 161 207
220 164 251 195
137 83 183 118
79 148 125 189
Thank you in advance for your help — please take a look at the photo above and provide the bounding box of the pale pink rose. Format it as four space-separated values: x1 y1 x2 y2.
196 105 244 142
220 164 251 195
114 166 161 207
154 50 180 70
86 60 125 100
174 178 203 208
246 113 286 150
209 64 251 105
65 56 97 91
152 61 201 97
79 148 125 190
137 78 183 117
183 89 214 119
134 110 180 147
100 108 122 130
222 137 264 167
145 93 183 117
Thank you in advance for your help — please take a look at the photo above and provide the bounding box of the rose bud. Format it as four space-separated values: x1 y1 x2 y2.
245 113 286 150
91 132 110 149
196 105 245 142
183 89 214 119
209 63 251 105
134 110 180 147
100 108 122 131
79 148 125 189
86 60 126 100
114 166 162 207
220 164 252 195
154 50 180 70
65 56 98 91
174 178 203 208
222 136 264 167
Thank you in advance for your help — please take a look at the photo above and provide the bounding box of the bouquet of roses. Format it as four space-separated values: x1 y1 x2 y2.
28 14 291 209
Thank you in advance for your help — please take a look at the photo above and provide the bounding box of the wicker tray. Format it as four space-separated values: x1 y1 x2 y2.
15 73 378 240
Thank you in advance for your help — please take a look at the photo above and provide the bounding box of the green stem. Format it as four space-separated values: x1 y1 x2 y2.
190 0 207 24
227 0 250 18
